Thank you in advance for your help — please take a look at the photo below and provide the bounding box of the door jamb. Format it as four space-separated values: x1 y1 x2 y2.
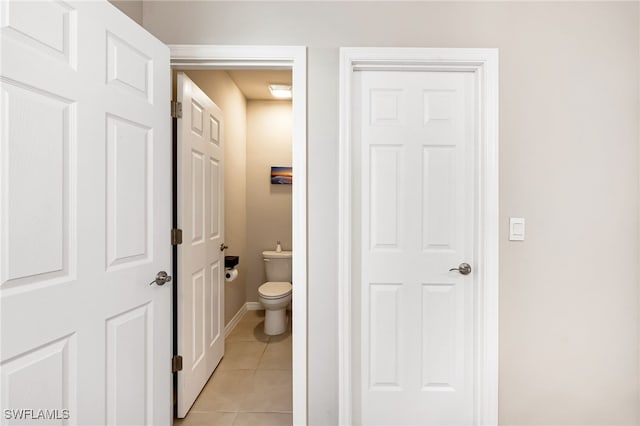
169 45 308 425
338 47 499 425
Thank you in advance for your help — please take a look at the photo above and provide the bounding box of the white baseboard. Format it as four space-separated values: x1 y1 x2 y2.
246 302 262 311
224 302 265 337
224 303 248 338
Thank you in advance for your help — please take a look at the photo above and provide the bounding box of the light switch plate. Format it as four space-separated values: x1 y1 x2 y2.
509 217 525 241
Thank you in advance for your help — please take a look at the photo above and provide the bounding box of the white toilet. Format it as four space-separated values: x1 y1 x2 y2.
258 250 292 336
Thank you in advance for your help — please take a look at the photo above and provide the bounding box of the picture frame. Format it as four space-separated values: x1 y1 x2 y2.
271 166 293 184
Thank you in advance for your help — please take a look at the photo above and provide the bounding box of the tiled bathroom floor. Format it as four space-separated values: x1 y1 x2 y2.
174 310 292 426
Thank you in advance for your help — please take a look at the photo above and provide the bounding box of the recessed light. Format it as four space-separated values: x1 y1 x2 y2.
269 84 292 99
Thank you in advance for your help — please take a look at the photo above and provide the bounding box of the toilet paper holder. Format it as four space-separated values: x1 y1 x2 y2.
224 255 239 269
224 256 239 282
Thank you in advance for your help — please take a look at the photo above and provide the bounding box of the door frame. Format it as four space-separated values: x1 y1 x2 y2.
169 45 307 425
338 47 499 425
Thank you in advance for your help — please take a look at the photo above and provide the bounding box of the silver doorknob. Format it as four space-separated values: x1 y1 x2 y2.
449 263 472 275
149 271 172 286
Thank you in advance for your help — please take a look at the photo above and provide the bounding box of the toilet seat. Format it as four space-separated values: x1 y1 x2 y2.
258 281 292 299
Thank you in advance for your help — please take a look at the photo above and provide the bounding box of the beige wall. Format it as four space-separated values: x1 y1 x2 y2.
245 101 293 302
177 70 249 326
145 2 640 425
109 0 142 25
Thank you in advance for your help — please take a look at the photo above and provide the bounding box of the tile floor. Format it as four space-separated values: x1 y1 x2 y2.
175 310 292 426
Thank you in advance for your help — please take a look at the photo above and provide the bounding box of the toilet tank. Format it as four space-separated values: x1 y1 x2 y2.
263 250 292 282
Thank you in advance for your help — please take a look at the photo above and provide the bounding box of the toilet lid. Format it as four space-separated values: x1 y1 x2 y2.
259 281 292 298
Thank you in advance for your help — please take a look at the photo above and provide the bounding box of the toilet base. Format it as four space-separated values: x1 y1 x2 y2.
264 308 287 336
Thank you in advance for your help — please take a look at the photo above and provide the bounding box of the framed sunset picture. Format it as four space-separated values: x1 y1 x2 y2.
271 166 293 184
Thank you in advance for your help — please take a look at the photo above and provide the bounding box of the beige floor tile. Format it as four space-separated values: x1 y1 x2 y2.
266 330 291 345
239 370 292 413
183 310 293 419
232 412 292 426
226 317 270 343
218 341 267 371
241 310 266 325
258 336 292 370
191 370 254 412
174 411 237 426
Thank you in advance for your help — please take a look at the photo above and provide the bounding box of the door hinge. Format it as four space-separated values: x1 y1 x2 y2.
171 101 182 119
172 355 183 373
171 228 183 245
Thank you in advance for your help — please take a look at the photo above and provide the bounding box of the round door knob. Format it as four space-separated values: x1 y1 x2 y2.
149 271 172 286
449 263 472 275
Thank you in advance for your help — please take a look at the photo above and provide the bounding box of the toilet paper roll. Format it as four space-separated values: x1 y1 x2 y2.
225 268 238 282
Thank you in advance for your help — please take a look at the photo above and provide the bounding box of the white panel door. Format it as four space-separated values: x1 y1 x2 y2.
355 70 475 425
176 73 225 418
0 1 171 425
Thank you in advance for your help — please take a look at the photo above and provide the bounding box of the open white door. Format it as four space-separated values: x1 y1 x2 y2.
176 73 225 417
0 1 171 424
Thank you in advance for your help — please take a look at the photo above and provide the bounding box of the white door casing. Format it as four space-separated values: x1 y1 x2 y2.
176 73 225 418
170 45 308 426
338 48 499 425
0 1 172 425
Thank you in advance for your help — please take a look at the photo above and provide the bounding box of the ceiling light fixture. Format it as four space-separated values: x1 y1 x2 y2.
268 84 292 99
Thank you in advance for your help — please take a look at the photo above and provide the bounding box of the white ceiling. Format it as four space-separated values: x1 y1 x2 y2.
226 69 292 101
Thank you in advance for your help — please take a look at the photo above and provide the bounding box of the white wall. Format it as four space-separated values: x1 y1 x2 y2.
245 101 293 302
176 70 249 326
144 2 640 425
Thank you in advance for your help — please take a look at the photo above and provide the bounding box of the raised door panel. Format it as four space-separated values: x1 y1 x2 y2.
421 283 463 391
370 89 404 126
105 115 151 270
0 81 76 289
0 334 76 422
191 268 206 368
190 100 204 137
106 32 152 103
423 90 454 124
209 159 220 240
106 304 152 426
368 283 402 390
369 146 402 251
422 147 456 251
209 116 220 145
0 0 77 66
191 151 205 244
209 261 221 346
